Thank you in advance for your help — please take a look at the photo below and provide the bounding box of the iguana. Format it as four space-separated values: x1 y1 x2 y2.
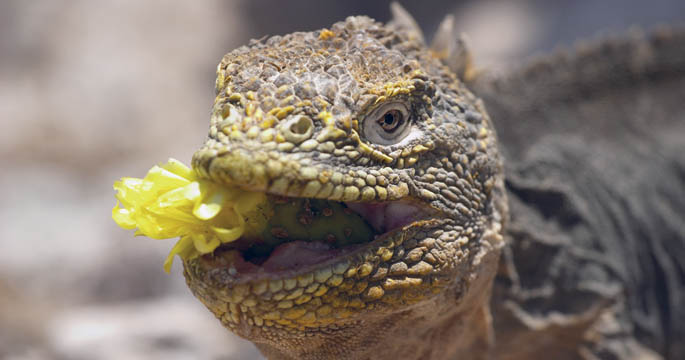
138 4 685 359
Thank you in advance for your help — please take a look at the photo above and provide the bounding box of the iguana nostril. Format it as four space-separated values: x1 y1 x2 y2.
281 115 313 143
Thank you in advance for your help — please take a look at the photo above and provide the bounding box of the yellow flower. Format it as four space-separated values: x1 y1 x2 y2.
112 158 269 273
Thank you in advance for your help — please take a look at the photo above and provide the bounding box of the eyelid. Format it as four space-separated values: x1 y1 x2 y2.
368 102 410 121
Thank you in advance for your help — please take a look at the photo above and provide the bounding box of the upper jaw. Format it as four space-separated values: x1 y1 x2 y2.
192 143 416 203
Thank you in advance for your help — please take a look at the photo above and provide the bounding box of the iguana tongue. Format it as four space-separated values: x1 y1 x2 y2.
262 241 341 272
344 201 424 232
221 241 361 276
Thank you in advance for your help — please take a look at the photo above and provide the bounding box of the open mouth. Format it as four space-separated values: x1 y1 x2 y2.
207 195 433 281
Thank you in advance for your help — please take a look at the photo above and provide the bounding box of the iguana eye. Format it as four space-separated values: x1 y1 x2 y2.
363 102 412 145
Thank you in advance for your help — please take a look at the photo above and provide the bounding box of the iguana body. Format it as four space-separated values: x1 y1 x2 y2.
480 28 685 359
181 4 685 359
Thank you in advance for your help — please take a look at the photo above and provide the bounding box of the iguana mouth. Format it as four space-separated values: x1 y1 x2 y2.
205 195 435 282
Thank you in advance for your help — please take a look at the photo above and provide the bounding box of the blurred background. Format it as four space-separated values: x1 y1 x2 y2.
1 1 684 359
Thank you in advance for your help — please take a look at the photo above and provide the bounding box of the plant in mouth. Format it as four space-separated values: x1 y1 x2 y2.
112 159 421 274
112 158 269 272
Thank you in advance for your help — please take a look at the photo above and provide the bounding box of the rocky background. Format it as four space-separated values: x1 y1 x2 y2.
1 1 683 359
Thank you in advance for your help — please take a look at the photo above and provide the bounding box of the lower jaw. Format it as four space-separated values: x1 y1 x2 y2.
182 217 452 331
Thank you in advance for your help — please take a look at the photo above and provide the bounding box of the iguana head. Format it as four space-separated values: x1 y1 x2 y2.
184 5 507 359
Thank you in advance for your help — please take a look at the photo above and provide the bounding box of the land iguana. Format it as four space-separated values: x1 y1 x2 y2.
179 4 685 359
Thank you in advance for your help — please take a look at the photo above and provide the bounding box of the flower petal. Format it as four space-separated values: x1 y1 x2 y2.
193 188 224 220
192 233 221 254
111 203 136 229
144 166 192 193
113 158 271 273
161 158 195 179
163 235 195 273
212 225 244 243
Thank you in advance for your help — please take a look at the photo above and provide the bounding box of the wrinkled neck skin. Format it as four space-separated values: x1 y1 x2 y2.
255 247 501 360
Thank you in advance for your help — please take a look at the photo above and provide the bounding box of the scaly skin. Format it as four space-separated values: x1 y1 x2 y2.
183 13 507 360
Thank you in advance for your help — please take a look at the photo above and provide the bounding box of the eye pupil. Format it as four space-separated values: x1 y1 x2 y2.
379 110 402 132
